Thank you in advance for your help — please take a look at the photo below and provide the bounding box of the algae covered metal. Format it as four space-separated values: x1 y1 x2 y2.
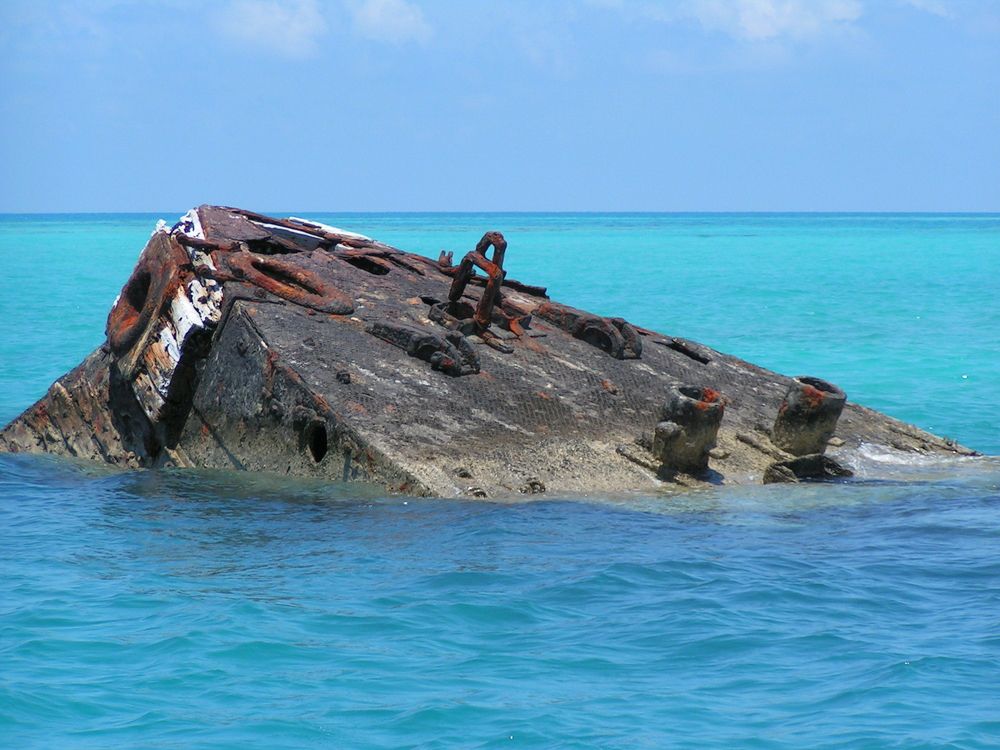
0 206 975 497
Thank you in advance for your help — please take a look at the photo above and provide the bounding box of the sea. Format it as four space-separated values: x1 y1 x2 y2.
1 213 998 749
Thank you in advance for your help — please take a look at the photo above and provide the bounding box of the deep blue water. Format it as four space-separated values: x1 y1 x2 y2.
1 213 999 748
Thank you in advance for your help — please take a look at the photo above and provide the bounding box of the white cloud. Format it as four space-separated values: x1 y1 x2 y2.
216 0 328 58
607 0 981 38
899 0 951 17
612 0 863 41
348 0 431 43
685 0 863 41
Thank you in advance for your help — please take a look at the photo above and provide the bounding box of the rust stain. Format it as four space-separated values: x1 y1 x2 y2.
695 388 725 411
106 233 188 357
222 252 355 315
519 336 546 354
802 384 826 409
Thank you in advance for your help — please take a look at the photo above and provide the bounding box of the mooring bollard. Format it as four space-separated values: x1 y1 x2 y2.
771 376 846 456
652 385 725 473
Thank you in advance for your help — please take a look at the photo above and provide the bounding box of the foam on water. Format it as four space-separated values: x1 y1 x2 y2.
842 442 997 481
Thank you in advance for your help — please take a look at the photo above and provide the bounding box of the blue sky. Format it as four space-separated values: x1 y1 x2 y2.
1 0 997 212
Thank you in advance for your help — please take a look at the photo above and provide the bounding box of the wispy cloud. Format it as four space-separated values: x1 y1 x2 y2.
687 0 864 41
607 0 966 40
348 0 431 44
0 0 123 58
899 0 951 18
622 0 864 41
215 0 328 58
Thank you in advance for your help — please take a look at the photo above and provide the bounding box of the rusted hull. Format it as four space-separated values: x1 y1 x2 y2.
0 206 976 497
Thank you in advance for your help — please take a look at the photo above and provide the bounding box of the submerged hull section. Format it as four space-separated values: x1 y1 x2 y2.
0 206 975 497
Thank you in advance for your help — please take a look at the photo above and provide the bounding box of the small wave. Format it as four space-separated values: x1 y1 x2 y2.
841 442 997 482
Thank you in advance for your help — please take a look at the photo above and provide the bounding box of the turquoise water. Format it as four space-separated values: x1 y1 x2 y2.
2 213 999 748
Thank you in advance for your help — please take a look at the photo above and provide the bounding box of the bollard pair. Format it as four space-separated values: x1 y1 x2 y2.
651 376 847 475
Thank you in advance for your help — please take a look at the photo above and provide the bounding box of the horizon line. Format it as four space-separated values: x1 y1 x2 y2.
2 209 999 217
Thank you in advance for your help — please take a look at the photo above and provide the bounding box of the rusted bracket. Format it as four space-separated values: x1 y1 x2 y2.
535 301 642 359
447 231 507 331
174 233 237 253
219 252 355 314
175 230 302 256
426 300 524 357
366 321 480 376
653 337 711 364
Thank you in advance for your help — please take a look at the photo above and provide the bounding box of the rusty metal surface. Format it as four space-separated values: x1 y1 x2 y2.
0 205 977 497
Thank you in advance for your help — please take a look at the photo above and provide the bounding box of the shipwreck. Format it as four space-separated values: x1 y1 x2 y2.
0 206 976 497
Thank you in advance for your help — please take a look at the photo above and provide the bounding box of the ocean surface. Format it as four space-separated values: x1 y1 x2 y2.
1 213 999 748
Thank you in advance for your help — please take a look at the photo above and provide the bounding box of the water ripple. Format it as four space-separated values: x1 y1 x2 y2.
2 455 1000 748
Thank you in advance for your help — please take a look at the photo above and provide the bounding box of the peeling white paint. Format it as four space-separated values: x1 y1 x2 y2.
124 208 230 424
186 278 223 325
170 287 206 344
172 207 205 240
157 325 182 366
287 217 371 241
253 221 331 242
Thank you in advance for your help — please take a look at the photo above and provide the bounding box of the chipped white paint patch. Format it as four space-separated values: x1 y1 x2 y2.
173 208 205 240
253 221 323 242
157 325 181 366
287 217 371 241
186 278 223 325
168 289 204 345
